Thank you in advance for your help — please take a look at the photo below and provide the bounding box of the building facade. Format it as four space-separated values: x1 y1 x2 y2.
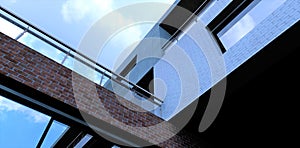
116 0 300 120
0 0 299 147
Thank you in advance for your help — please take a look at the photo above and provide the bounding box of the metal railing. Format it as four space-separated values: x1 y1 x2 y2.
161 0 210 50
0 6 163 106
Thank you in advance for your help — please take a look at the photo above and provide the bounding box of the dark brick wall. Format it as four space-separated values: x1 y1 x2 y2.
0 33 199 147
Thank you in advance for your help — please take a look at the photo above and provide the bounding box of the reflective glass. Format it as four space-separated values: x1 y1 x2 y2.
0 95 51 148
0 17 23 39
18 32 66 64
74 134 93 148
41 121 69 148
219 0 286 49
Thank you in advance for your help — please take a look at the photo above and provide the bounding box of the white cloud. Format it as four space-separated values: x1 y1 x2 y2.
60 0 175 23
62 0 146 69
61 0 113 23
61 0 175 70
6 0 17 4
0 96 50 123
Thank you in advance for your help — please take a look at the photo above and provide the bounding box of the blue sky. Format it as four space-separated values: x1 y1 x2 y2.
0 0 286 68
0 96 68 148
0 0 176 69
0 0 287 147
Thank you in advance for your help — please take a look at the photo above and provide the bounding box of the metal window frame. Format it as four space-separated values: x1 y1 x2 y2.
207 0 261 53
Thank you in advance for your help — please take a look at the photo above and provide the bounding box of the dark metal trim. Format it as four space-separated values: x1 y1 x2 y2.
207 0 256 53
160 0 210 50
36 118 54 148
0 74 155 147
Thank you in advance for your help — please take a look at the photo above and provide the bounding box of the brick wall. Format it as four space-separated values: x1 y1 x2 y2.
0 32 200 147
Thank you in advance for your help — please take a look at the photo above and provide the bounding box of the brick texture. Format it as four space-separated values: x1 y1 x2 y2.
0 33 199 147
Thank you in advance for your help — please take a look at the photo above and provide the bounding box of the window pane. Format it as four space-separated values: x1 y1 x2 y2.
0 95 51 148
199 0 232 25
62 55 103 84
219 0 286 49
41 121 69 148
0 17 23 39
74 134 93 148
18 32 66 64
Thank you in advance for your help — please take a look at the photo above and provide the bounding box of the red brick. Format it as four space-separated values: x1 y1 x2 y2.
0 33 197 147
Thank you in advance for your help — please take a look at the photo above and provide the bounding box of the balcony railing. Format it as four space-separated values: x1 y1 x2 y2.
0 6 163 106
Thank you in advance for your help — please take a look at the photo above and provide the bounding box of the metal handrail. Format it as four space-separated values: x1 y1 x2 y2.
0 6 163 105
161 0 210 50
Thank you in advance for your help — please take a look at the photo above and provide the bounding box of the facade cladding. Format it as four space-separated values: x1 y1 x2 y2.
117 0 300 119
0 0 299 147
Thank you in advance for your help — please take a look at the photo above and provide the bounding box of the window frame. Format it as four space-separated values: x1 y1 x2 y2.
207 0 261 53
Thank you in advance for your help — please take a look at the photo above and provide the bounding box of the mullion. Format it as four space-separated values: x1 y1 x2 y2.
36 118 54 148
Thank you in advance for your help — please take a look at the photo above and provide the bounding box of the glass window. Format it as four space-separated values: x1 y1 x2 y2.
219 0 286 49
18 32 66 64
0 17 23 39
198 0 232 25
0 95 51 148
41 121 69 148
62 54 104 85
74 134 93 148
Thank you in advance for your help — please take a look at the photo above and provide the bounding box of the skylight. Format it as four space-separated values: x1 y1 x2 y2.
0 95 70 148
41 121 69 148
74 134 93 148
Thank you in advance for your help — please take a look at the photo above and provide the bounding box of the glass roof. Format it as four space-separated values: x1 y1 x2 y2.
0 94 120 147
74 134 93 148
41 121 69 148
0 95 68 148
0 94 108 147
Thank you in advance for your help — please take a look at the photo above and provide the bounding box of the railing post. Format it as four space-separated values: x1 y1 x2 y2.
15 26 29 40
61 50 71 65
99 71 105 86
